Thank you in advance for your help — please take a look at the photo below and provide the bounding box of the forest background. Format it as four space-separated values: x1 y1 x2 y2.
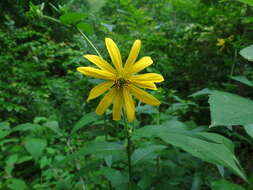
1 0 253 189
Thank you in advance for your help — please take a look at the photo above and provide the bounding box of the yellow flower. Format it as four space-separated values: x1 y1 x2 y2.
77 38 164 122
216 38 225 47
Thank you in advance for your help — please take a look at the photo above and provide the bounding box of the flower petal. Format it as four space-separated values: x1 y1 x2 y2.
130 80 157 90
129 56 153 75
105 38 123 73
96 87 117 115
123 86 135 122
124 40 141 76
129 84 160 106
130 73 164 83
113 89 124 120
87 81 114 102
77 67 115 80
83 55 117 74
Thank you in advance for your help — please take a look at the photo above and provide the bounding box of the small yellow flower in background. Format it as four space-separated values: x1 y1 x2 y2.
77 38 164 122
216 38 225 47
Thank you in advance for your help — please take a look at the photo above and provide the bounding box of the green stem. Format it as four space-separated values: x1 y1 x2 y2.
66 138 86 190
41 15 102 57
76 27 102 57
123 113 133 184
229 48 238 83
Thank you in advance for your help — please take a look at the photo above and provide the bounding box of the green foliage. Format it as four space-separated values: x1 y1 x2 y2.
209 91 253 127
1 0 253 189
240 44 253 61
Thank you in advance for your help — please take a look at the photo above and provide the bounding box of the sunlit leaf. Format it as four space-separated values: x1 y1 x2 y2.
71 112 99 134
240 44 253 61
24 138 47 160
238 0 253 6
58 141 124 166
134 124 247 182
231 76 253 87
77 23 94 35
60 12 86 24
209 91 253 127
8 178 27 190
99 167 128 187
244 124 253 138
131 145 166 165
210 179 245 190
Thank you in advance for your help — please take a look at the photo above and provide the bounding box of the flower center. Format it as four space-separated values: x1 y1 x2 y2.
115 77 128 88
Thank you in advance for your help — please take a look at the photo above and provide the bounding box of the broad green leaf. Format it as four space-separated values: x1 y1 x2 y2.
71 112 99 134
0 121 10 130
58 141 124 166
0 130 10 139
60 12 86 25
240 44 253 61
209 91 253 127
43 121 62 136
5 154 18 175
87 0 106 12
189 88 211 97
24 138 47 160
131 145 166 165
231 76 253 87
99 168 128 187
8 179 27 190
210 179 245 190
77 23 94 35
244 124 253 138
134 124 247 182
13 123 42 132
238 0 253 6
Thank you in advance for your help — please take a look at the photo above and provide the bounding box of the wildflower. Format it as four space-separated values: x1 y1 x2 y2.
77 38 164 122
216 38 225 47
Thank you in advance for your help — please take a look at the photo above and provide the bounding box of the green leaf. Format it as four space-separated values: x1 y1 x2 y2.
60 12 86 25
134 124 247 182
8 179 27 190
71 112 99 134
13 123 42 132
0 121 10 130
77 23 94 35
209 91 253 127
240 44 253 61
131 145 166 165
238 0 253 6
210 179 245 190
24 138 47 160
58 141 124 166
43 121 62 136
87 0 106 12
189 88 212 97
5 154 18 175
0 130 10 139
99 168 128 187
231 76 253 87
244 124 253 138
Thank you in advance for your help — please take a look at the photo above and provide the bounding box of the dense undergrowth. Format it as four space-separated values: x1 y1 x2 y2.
1 0 253 189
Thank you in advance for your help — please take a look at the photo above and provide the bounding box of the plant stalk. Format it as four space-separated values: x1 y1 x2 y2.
123 113 133 184
41 15 102 57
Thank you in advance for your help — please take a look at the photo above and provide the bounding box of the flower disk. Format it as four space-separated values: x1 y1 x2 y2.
77 38 164 122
